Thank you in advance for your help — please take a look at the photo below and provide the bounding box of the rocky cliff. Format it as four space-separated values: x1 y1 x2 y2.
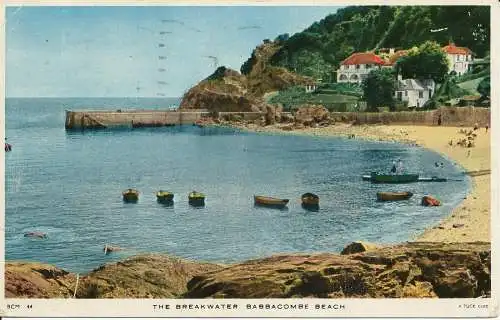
179 41 314 112
5 255 223 299
5 242 490 299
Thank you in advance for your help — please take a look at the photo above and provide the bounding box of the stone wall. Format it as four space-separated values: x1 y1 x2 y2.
330 107 490 127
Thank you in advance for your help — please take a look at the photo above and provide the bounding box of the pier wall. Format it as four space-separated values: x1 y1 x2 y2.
65 110 211 129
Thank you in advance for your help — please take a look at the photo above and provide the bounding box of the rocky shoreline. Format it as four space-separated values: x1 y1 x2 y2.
5 241 491 298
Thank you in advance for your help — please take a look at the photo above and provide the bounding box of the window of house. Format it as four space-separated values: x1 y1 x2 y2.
419 91 423 98
356 64 360 69
366 64 371 69
405 91 408 96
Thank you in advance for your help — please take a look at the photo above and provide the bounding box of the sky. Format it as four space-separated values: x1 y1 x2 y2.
6 6 341 98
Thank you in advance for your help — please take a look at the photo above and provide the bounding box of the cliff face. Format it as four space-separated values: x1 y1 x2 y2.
5 242 490 299
179 42 313 112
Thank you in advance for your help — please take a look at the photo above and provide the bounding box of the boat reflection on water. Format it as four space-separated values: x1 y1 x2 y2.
301 203 320 212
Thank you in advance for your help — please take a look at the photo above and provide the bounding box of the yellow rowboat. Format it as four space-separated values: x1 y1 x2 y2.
188 191 205 207
254 195 289 209
156 190 174 204
376 191 413 201
122 189 139 202
301 193 319 211
301 193 319 205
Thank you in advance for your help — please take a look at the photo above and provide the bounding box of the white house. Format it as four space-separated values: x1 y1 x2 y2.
336 52 388 84
304 84 317 93
442 43 474 76
394 76 435 108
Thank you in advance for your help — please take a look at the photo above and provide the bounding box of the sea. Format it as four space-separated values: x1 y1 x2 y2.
4 97 471 273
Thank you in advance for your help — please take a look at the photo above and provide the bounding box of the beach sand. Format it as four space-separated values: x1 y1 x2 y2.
238 123 491 242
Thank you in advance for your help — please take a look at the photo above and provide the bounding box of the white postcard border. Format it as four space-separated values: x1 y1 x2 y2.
1 0 498 318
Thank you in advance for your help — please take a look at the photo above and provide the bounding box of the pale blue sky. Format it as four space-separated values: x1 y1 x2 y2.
6 6 341 98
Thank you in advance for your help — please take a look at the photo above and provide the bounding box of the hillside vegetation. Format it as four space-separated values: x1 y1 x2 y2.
181 6 489 112
263 6 489 80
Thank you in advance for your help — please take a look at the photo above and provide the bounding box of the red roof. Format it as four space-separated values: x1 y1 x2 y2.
442 43 472 55
340 52 386 65
387 50 408 65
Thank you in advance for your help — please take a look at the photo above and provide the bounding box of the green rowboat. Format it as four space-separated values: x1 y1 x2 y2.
369 172 419 184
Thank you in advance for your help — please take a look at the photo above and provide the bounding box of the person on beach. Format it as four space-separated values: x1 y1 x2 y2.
486 124 489 132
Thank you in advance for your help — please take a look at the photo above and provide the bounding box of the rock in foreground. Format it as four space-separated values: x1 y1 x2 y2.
5 242 490 298
184 242 490 298
5 255 223 298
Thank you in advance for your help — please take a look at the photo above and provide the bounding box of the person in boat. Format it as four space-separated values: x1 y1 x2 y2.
390 161 397 173
396 159 403 174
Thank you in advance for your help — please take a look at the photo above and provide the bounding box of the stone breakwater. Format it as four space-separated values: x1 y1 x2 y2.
64 110 211 130
5 242 491 298
64 106 489 130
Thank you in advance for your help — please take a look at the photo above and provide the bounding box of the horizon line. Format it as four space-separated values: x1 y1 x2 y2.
5 96 182 99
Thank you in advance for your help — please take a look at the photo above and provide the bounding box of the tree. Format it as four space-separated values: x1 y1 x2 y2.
396 41 449 82
275 33 290 43
477 76 490 98
362 68 396 111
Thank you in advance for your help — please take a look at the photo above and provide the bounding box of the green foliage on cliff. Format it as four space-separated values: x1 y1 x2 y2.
431 76 471 105
269 85 358 111
477 76 490 98
396 41 449 82
268 6 490 79
362 69 396 111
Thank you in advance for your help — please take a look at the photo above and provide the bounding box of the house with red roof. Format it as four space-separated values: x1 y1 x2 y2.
442 43 474 76
336 52 389 84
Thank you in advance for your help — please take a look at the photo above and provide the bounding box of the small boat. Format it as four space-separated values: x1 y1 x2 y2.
104 244 123 255
188 191 205 206
368 172 419 184
156 190 174 204
419 176 448 182
421 195 441 206
122 189 139 202
24 231 47 239
5 143 12 152
363 174 447 183
376 191 414 201
301 193 319 206
254 195 289 209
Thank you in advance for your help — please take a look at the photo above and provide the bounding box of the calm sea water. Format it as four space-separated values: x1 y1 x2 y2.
5 98 470 273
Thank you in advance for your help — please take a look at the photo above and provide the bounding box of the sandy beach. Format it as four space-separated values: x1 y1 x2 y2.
237 123 491 243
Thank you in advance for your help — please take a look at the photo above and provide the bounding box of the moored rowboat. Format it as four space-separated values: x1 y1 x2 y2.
122 189 139 202
254 195 289 209
301 193 319 205
188 191 205 206
156 190 174 203
376 191 413 201
368 172 419 183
